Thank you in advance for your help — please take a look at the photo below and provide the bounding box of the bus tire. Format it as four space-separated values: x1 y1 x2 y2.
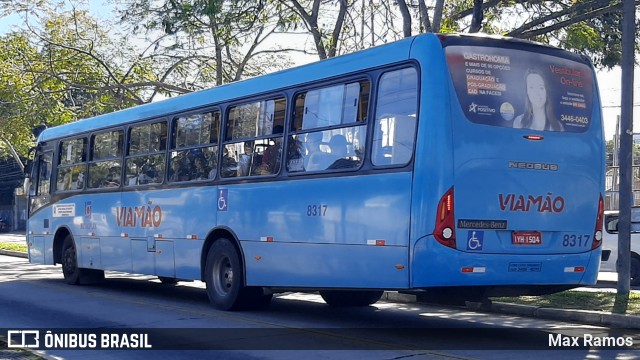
205 238 244 311
61 235 81 285
631 257 640 286
319 290 384 307
61 235 105 285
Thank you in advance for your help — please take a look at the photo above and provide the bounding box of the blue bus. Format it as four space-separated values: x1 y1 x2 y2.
25 33 604 310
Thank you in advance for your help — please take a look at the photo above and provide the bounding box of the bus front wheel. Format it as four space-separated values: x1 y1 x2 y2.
61 235 81 285
319 290 384 307
61 235 104 285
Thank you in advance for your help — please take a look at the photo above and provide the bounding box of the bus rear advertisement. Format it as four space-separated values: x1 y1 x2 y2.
25 33 604 310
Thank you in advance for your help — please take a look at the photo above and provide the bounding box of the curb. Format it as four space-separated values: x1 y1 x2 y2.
491 302 640 329
0 249 27 259
383 291 640 329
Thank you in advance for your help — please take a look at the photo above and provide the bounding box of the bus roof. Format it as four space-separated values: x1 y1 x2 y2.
37 35 422 142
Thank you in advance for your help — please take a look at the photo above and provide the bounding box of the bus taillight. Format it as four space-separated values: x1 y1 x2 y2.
434 187 456 249
592 194 604 249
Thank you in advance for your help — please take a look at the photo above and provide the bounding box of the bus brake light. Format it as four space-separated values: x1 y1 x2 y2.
592 194 604 249
434 187 456 249
523 135 544 141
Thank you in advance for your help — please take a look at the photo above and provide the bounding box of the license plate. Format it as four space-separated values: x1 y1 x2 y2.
512 231 542 245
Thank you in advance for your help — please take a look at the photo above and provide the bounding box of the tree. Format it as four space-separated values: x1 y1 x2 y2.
0 7 156 158
118 0 299 86
446 0 640 69
363 0 637 69
274 0 352 60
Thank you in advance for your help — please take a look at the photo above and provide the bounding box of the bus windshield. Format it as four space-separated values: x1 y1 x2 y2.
445 45 594 133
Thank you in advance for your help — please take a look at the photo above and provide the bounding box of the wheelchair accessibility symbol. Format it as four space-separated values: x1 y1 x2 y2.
217 189 228 211
467 231 484 251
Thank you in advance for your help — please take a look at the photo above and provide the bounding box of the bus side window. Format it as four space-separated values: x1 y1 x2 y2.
223 98 286 178
56 138 87 192
126 122 167 186
372 67 418 167
88 130 123 189
172 111 220 182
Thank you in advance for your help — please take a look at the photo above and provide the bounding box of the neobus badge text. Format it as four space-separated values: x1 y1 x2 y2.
508 161 558 171
116 204 163 228
499 193 565 213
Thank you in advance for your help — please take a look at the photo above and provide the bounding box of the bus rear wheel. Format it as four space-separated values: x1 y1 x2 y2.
204 239 273 311
205 239 245 310
61 235 104 285
319 290 384 307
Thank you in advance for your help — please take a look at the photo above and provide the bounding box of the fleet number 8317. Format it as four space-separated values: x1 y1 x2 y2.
562 234 591 247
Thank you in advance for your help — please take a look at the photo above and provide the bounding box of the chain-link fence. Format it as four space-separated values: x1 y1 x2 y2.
605 165 640 210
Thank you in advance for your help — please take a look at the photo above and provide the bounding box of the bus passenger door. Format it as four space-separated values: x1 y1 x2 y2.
120 192 154 275
123 198 175 278
27 151 53 264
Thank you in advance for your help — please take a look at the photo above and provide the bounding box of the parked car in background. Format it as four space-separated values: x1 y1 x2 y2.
600 210 640 285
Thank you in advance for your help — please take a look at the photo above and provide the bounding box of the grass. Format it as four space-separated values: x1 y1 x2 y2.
0 241 27 253
492 290 640 315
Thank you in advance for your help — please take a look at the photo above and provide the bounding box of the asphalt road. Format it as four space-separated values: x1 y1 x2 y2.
0 254 639 360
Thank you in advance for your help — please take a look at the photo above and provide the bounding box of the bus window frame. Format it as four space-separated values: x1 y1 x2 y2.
220 94 288 179
88 128 125 190
124 118 168 187
286 76 372 176
369 65 420 169
169 108 222 183
55 137 88 193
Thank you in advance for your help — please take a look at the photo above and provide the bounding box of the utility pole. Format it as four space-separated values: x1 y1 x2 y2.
615 0 636 300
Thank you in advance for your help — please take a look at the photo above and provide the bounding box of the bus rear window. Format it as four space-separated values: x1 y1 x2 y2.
445 45 594 132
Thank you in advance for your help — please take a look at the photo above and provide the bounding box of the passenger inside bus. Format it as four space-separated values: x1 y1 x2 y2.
192 156 210 180
128 163 154 185
221 147 238 177
261 126 284 174
238 141 255 177
306 134 353 171
170 156 190 182
101 166 120 188
303 131 323 169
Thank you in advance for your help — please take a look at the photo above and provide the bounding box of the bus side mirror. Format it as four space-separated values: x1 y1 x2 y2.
24 147 36 175
24 158 33 176
23 177 30 196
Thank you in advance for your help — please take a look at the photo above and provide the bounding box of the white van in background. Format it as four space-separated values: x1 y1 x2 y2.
600 210 640 286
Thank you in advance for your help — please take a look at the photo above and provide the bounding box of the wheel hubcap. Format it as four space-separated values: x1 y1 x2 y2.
214 256 233 296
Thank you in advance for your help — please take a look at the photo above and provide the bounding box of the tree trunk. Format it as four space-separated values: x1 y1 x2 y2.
396 0 412 37
418 0 432 32
432 0 445 32
469 0 484 33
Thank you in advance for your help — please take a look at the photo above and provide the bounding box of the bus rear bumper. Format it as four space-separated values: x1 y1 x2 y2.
411 235 600 288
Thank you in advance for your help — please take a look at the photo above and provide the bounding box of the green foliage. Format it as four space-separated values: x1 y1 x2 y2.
0 8 152 158
119 0 296 86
